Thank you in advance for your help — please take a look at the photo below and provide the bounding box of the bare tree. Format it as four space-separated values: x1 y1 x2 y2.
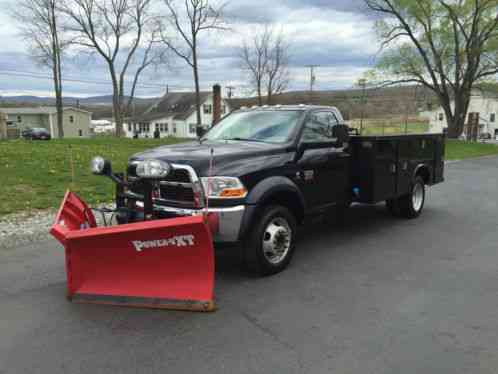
61 0 161 137
15 0 66 138
160 0 227 128
365 0 498 138
240 28 270 106
240 26 290 105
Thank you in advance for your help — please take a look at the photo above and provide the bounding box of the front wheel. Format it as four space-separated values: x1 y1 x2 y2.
243 205 297 276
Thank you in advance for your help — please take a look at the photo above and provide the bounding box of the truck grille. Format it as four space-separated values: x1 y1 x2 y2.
127 162 202 207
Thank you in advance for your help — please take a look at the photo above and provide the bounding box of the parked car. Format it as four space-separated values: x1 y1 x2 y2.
22 128 51 140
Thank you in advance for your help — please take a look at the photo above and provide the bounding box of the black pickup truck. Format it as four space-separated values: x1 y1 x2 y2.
91 105 445 275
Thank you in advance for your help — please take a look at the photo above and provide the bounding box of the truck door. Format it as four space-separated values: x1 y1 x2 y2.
297 111 349 209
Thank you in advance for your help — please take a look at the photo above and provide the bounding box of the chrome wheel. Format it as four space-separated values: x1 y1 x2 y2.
262 217 292 265
412 182 424 212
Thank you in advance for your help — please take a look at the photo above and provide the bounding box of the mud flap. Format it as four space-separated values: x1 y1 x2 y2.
50 191 215 312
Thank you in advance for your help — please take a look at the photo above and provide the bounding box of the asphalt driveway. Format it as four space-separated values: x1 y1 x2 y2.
1 156 498 374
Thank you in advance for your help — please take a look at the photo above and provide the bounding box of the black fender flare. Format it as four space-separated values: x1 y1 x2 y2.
238 176 306 240
413 163 432 184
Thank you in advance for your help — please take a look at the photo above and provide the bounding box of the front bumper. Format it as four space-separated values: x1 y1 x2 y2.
152 204 245 243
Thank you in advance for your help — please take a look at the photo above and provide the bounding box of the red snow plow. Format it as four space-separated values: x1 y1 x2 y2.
50 191 216 312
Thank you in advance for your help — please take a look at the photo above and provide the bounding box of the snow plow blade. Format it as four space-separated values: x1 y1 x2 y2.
50 191 215 312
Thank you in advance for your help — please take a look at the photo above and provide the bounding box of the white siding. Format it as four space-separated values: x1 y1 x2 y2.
124 97 231 139
420 93 498 136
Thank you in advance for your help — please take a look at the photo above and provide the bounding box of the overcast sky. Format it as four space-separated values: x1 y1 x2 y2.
0 0 380 98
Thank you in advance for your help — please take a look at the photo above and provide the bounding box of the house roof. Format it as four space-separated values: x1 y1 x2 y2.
0 106 92 115
130 92 211 122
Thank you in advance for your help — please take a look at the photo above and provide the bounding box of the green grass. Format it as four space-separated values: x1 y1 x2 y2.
1 137 498 216
350 121 430 135
0 137 189 215
445 139 498 160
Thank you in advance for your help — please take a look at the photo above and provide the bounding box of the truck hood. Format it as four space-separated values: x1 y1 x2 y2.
129 140 291 177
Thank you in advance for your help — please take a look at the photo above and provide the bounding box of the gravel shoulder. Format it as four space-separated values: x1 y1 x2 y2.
0 205 112 250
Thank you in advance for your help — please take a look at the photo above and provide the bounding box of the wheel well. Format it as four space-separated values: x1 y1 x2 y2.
416 166 431 184
261 191 305 224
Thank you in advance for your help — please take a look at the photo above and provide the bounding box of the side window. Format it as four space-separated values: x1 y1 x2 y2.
301 112 338 143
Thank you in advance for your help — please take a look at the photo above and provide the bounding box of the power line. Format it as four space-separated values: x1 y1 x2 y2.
0 69 196 91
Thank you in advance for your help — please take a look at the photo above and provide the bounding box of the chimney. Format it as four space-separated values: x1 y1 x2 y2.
212 84 222 126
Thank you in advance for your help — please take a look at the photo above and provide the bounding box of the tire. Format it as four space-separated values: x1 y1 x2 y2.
243 205 297 276
398 176 426 219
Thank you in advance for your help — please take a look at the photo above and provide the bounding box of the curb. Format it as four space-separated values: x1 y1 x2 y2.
445 154 498 165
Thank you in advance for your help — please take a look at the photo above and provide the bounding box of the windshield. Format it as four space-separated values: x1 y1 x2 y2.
203 110 303 144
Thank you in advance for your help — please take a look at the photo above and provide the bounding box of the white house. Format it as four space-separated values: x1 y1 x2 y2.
420 88 498 138
124 91 230 139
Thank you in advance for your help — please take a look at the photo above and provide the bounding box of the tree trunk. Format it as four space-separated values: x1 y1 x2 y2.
192 45 202 127
53 63 64 138
51 3 64 139
267 82 272 105
110 67 123 137
444 91 470 138
257 82 263 106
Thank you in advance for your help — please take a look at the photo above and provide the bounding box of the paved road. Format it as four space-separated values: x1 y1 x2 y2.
2 157 498 374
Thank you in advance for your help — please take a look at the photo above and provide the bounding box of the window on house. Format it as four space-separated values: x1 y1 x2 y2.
78 129 83 137
203 104 212 114
491 113 496 123
439 113 444 121
155 123 159 130
17 116 22 123
128 123 132 132
173 124 177 133
189 124 196 134
70 116 74 123
165 123 169 132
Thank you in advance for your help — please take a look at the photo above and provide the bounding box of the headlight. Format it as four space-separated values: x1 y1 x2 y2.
136 159 171 179
201 177 248 199
90 156 109 175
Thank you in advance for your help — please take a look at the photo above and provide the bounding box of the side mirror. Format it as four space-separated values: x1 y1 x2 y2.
196 126 206 138
332 125 350 146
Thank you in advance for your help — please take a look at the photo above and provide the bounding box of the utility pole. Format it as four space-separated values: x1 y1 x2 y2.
358 78 367 134
305 65 319 104
226 86 235 99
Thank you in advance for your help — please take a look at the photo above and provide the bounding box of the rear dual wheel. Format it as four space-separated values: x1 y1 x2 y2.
387 176 426 219
243 205 297 276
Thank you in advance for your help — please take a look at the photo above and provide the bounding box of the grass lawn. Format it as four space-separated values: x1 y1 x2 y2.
0 137 189 215
349 121 430 135
445 139 498 161
1 137 498 216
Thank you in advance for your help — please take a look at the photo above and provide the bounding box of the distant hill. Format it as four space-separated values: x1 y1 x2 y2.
228 86 439 120
0 86 444 121
0 94 160 120
0 95 159 107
